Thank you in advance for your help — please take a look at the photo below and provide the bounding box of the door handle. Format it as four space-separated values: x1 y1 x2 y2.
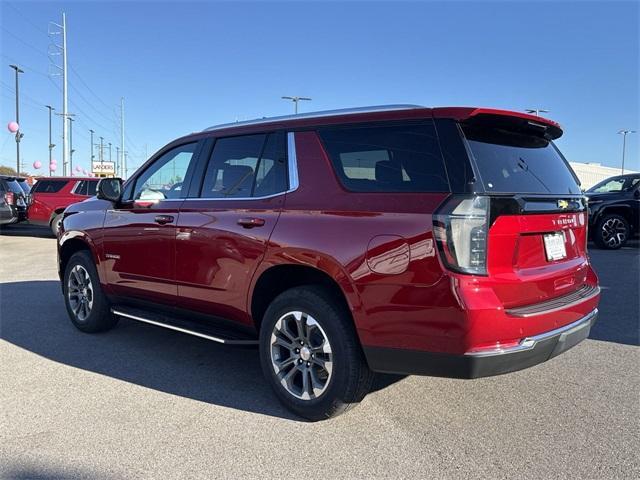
237 217 266 228
154 215 175 225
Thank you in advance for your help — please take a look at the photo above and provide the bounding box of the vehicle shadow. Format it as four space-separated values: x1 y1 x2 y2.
0 280 402 421
0 223 54 238
587 241 640 347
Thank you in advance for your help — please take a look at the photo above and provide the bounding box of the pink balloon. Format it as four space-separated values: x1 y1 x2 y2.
33 161 42 169
51 159 57 165
7 121 19 133
82 169 87 175
49 163 57 172
75 165 81 172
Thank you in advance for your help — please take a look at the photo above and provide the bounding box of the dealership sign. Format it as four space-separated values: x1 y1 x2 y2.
92 161 115 175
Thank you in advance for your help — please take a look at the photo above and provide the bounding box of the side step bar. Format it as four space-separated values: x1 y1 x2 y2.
111 307 258 346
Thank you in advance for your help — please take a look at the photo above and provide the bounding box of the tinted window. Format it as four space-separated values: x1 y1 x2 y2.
16 179 31 194
32 180 67 193
133 143 197 200
318 122 449 193
4 179 25 195
74 180 99 196
462 126 581 194
200 133 287 198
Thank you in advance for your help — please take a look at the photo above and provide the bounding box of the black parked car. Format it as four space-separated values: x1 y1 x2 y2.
586 173 640 249
15 177 33 206
0 176 28 225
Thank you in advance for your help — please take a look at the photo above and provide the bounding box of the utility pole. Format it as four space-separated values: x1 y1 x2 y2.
68 116 75 174
124 151 129 177
617 129 637 175
9 64 24 175
108 142 112 163
49 13 69 174
89 129 95 171
525 108 549 117
120 97 125 178
46 106 55 176
282 95 312 114
99 136 104 164
116 146 120 175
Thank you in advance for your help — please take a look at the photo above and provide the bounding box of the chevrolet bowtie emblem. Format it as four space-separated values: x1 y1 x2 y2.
557 200 569 209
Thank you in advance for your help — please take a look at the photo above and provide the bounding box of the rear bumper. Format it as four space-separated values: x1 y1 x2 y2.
364 308 597 379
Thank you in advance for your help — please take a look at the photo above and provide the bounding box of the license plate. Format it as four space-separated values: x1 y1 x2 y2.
543 233 567 261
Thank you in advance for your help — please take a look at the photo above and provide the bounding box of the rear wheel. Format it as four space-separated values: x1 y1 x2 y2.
63 251 118 333
259 286 374 421
50 212 63 236
595 214 629 249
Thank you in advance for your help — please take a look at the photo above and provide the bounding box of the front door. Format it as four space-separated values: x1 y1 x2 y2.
101 141 201 305
176 132 289 325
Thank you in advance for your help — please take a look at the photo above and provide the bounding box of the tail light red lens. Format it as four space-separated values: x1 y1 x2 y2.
4 192 15 205
433 195 489 275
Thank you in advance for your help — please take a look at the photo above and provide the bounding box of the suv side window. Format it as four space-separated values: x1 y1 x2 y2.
132 143 198 200
32 180 67 193
318 122 449 193
200 132 287 198
74 180 99 196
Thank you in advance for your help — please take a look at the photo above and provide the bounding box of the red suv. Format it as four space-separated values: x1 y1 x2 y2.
57 105 600 420
30 177 99 235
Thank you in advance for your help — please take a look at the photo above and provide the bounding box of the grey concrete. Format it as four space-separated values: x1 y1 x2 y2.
1 225 638 479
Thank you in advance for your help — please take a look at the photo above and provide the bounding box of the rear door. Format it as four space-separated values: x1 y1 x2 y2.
175 131 288 325
459 118 591 308
101 141 202 305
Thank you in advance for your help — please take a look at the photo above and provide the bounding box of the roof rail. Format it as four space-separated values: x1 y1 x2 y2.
203 104 425 132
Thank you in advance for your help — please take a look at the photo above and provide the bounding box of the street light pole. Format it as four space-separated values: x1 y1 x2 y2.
617 129 637 175
46 106 55 176
282 96 312 114
525 108 549 117
89 129 95 174
9 64 25 175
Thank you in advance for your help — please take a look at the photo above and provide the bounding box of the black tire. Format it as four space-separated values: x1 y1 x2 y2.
594 214 629 249
63 250 118 333
50 213 62 236
259 286 374 421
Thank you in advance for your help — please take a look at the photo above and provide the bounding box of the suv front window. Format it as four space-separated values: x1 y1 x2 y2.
587 176 640 193
132 143 197 200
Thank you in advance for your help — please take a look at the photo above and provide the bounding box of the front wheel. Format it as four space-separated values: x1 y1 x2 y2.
594 214 629 249
259 286 374 421
63 250 118 333
50 213 63 236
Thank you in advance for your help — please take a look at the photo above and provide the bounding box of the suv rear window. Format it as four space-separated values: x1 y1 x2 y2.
32 179 68 193
16 179 31 194
462 125 581 194
318 122 449 193
3 179 24 195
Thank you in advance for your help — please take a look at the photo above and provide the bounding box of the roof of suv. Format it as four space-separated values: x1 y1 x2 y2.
34 176 97 181
198 104 563 141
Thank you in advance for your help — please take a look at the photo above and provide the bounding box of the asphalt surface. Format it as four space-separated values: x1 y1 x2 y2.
1 224 638 479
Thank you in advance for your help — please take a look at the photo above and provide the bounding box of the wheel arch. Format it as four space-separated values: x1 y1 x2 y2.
597 205 633 227
58 233 101 283
249 262 363 337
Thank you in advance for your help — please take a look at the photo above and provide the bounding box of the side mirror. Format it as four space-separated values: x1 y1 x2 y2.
97 177 123 203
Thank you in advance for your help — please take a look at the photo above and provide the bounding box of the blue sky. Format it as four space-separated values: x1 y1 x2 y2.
1 0 638 177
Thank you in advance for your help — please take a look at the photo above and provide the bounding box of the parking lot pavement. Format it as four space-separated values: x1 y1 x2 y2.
1 226 638 480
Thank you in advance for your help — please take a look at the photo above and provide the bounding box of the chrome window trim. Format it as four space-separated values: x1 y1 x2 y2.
71 180 83 195
204 104 424 132
153 131 300 202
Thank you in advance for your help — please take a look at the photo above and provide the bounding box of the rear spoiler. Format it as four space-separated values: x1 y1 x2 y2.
432 107 563 140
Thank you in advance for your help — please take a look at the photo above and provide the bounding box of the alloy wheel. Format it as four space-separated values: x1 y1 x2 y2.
270 310 333 400
601 218 627 248
67 265 94 322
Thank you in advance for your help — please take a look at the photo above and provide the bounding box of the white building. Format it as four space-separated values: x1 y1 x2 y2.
568 162 637 190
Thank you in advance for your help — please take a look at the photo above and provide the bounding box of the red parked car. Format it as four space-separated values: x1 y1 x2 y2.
29 177 99 235
57 105 600 420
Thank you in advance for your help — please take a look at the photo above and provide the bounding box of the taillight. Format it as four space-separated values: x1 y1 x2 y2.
4 192 14 205
433 195 489 275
